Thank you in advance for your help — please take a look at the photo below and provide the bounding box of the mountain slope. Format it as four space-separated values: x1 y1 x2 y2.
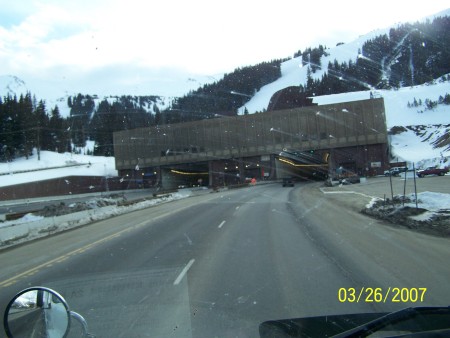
234 10 450 165
1 9 449 165
0 75 29 97
239 9 450 115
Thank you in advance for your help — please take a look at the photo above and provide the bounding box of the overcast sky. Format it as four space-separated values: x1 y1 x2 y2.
0 0 449 96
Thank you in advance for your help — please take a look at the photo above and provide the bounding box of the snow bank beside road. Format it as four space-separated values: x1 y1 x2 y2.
0 150 118 187
365 191 450 214
363 191 450 237
0 191 192 250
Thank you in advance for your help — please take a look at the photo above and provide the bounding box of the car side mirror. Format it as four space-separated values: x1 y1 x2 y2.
4 287 71 338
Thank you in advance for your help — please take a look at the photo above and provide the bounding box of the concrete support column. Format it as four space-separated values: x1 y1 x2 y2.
208 161 214 187
238 158 245 183
161 167 176 190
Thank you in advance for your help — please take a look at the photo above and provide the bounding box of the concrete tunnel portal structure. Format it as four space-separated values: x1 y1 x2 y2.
113 98 389 189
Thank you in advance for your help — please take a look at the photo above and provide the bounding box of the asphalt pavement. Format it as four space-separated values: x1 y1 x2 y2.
0 181 449 337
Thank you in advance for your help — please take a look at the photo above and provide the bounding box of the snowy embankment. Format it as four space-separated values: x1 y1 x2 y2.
0 191 192 250
243 75 450 165
363 190 450 237
0 148 117 187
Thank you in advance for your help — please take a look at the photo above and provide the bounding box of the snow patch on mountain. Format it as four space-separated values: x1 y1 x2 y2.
0 75 29 97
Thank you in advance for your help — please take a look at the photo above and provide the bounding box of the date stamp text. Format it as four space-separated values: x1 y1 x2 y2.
338 287 427 303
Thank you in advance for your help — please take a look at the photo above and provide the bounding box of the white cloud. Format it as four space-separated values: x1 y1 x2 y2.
0 0 448 94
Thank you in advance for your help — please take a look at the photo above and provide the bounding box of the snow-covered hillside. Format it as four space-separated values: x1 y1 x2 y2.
238 8 450 116
0 73 219 118
2 81 449 185
1 8 449 186
0 149 117 187
240 65 450 161
312 78 450 164
235 9 450 166
0 75 29 98
1 77 448 187
239 71 450 164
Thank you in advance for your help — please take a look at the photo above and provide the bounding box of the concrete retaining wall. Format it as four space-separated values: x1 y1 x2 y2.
0 176 144 201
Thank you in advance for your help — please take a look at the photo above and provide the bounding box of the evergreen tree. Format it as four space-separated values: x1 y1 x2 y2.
34 100 50 153
0 96 15 161
48 105 69 153
69 94 95 147
90 99 115 156
18 93 34 159
305 67 315 95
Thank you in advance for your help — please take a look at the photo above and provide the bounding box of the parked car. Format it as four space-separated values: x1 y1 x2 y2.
340 175 361 184
384 166 408 177
417 166 449 178
282 178 294 187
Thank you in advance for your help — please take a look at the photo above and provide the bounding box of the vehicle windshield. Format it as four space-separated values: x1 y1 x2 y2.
1 1 449 337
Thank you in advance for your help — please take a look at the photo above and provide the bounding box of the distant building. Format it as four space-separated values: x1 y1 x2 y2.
113 98 388 188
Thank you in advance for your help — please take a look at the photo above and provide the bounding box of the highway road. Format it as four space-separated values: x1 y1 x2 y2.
1 182 449 337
